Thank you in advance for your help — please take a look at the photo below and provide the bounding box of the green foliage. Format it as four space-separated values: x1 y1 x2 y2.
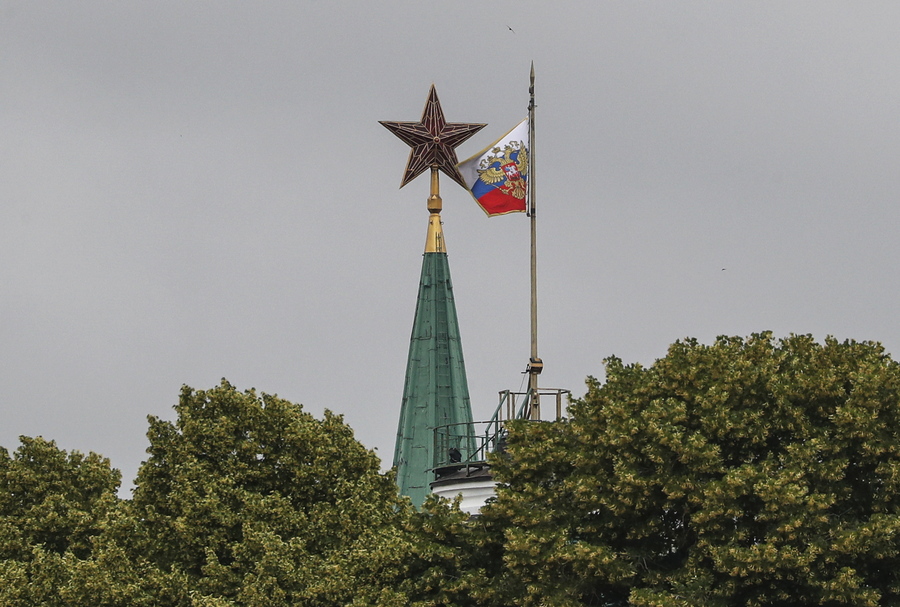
9 334 900 606
377 494 499 607
0 381 411 606
0 436 120 560
115 379 406 606
0 436 121 605
485 333 900 606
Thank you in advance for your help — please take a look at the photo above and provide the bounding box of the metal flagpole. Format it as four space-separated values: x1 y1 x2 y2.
527 62 543 419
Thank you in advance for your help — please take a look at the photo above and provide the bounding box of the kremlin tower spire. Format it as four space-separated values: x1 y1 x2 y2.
380 86 485 507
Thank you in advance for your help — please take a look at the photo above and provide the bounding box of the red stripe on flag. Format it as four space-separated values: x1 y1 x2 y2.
477 188 527 217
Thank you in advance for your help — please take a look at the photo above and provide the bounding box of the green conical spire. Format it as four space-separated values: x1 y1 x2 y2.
393 166 475 507
394 246 474 508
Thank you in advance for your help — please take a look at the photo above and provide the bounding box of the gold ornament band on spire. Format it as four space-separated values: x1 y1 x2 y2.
425 166 445 253
425 213 444 253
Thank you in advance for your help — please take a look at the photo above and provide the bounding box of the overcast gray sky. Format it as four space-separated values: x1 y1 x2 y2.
2 2 900 491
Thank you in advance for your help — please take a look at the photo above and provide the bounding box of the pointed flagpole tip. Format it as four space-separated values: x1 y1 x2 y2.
529 62 535 110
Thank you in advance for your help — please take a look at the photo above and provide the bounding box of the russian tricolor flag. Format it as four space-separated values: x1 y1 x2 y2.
457 119 529 217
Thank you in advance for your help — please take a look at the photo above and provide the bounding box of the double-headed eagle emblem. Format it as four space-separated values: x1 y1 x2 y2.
476 140 528 200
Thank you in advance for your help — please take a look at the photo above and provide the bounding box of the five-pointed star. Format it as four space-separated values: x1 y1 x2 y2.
380 85 486 189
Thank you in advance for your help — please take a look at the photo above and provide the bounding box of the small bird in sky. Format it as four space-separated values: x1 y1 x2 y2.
507 25 515 33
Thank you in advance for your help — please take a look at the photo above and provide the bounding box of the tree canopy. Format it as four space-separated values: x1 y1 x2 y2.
117 380 410 606
0 381 410 606
484 333 900 606
0 436 121 605
6 334 900 606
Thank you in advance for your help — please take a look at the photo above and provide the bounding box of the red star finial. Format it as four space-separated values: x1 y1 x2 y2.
380 85 486 189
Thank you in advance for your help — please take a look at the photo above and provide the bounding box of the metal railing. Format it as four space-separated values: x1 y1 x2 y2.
432 387 571 470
